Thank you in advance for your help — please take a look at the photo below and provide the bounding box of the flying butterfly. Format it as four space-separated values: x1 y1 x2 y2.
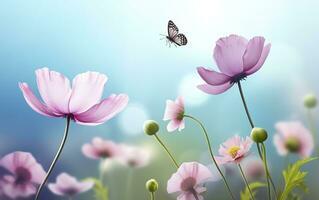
163 20 188 46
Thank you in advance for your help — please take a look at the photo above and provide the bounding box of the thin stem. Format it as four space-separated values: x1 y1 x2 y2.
154 134 179 169
190 189 200 200
237 82 277 199
35 116 71 200
261 144 271 200
237 81 254 128
306 109 319 155
184 115 236 200
150 192 155 200
238 164 255 200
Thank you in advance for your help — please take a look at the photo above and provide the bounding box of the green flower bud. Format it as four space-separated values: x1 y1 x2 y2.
285 137 300 153
146 179 158 192
304 94 317 108
250 127 268 143
143 120 159 136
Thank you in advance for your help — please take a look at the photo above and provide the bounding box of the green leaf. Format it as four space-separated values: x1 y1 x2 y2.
84 177 109 200
279 157 317 200
240 182 267 200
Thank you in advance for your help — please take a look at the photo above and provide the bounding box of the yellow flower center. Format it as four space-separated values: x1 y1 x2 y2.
227 146 241 158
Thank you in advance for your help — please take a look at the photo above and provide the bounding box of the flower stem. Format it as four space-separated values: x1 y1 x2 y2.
260 143 271 200
237 82 277 200
190 189 200 200
150 192 155 200
154 134 179 169
237 81 254 128
306 109 319 155
238 164 255 200
184 115 236 200
35 116 71 200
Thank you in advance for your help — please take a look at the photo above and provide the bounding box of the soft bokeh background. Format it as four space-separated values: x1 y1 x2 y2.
0 0 318 199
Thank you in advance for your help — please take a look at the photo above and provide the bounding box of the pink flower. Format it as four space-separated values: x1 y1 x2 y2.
163 96 185 132
118 144 151 168
0 151 46 199
82 137 121 160
215 135 253 165
167 162 212 200
48 173 94 197
19 68 129 125
241 157 265 181
273 121 314 158
197 35 271 94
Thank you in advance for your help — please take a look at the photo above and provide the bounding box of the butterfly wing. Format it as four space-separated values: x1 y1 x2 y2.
172 34 188 46
167 20 179 38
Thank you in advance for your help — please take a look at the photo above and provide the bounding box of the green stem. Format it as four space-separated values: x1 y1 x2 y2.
190 189 200 200
184 115 236 200
150 192 155 200
237 82 276 199
238 164 255 200
261 144 271 200
35 116 71 200
154 134 179 169
306 109 319 155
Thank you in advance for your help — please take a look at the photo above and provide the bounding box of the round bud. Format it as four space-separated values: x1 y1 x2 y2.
250 127 268 143
143 120 159 136
146 179 158 192
304 94 317 109
285 137 300 153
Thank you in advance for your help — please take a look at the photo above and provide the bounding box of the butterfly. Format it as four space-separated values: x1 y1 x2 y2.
163 20 188 46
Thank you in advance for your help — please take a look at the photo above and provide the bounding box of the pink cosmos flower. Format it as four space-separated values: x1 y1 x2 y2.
215 135 253 165
82 137 121 160
48 173 94 197
118 144 151 168
0 151 46 199
273 121 314 158
197 35 271 94
241 157 265 181
163 96 185 132
19 67 129 125
167 162 212 200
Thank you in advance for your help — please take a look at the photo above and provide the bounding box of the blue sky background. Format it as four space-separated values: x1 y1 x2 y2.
0 0 319 199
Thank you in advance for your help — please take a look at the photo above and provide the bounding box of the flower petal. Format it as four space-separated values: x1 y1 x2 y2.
69 71 108 114
197 67 231 85
213 35 248 76
167 120 181 132
243 37 265 71
197 82 233 95
273 134 288 156
245 43 271 75
19 82 59 117
35 68 72 114
74 94 129 126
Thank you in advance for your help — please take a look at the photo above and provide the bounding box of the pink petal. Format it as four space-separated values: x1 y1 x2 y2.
245 43 271 75
242 37 265 71
167 171 184 193
35 68 72 114
273 135 288 156
167 120 181 132
69 71 108 114
77 181 94 193
19 82 59 117
193 163 213 183
74 94 129 126
163 100 183 121
82 144 99 159
197 82 233 95
177 192 200 200
197 67 231 85
2 177 36 199
48 183 64 196
213 35 248 76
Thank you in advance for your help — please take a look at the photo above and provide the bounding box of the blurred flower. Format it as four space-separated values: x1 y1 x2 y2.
167 162 212 200
19 67 129 125
0 151 46 199
163 96 185 132
48 173 94 197
241 157 265 181
197 35 271 94
118 144 151 168
215 135 253 165
273 121 314 158
82 137 121 160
